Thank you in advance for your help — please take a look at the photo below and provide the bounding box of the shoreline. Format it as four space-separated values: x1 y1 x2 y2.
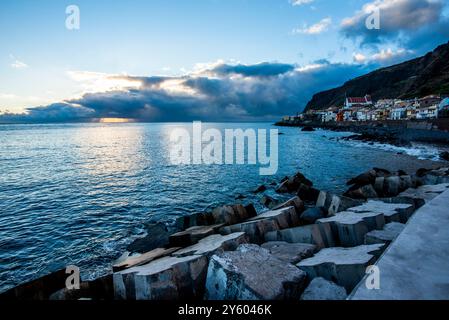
2 161 449 300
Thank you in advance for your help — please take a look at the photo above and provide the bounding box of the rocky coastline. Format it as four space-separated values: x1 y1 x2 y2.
2 165 449 301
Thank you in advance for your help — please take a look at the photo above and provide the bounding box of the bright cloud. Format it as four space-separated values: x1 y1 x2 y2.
293 17 332 35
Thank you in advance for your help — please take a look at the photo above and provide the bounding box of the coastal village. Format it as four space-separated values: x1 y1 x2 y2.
282 94 449 124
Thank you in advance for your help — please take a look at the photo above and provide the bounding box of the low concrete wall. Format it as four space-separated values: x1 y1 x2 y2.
350 189 449 300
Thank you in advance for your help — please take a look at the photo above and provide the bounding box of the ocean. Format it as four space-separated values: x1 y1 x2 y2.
0 122 443 292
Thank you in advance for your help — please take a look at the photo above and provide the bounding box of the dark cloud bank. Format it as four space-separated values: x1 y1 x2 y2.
2 0 448 123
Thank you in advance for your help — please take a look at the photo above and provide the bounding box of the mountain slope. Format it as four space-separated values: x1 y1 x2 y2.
305 41 449 111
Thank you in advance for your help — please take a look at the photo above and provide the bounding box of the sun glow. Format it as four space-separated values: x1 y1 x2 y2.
99 118 133 123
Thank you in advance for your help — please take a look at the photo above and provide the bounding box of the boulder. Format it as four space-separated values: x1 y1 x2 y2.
297 184 321 203
344 184 378 200
440 151 449 161
301 126 315 132
300 277 347 301
365 222 405 245
347 200 415 223
297 244 384 291
318 211 385 247
114 254 208 300
205 244 307 300
273 196 305 215
172 233 248 258
300 207 326 224
169 224 224 247
113 247 180 272
261 241 317 264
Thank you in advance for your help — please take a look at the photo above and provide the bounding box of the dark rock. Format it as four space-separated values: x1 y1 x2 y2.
301 126 315 132
273 196 305 215
169 224 224 247
373 168 391 177
244 204 258 219
260 195 280 209
127 223 172 254
397 170 408 176
416 168 432 177
253 185 267 194
441 151 449 161
300 207 327 224
297 184 321 202
344 184 378 200
346 169 377 186
235 194 246 200
276 172 313 193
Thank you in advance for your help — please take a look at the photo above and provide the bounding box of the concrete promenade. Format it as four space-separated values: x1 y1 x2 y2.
350 189 449 300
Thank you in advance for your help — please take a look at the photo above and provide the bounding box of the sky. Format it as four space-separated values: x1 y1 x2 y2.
1 0 449 122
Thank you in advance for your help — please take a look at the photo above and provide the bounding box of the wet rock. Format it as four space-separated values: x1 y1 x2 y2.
114 254 208 300
300 278 347 301
365 222 405 245
318 211 385 247
127 223 172 254
235 194 246 200
297 244 384 291
169 224 224 247
297 184 321 203
347 200 415 223
260 195 280 209
261 241 317 264
300 207 326 224
440 151 449 161
301 126 315 132
253 185 267 194
205 244 307 300
383 176 401 197
346 169 377 186
175 214 201 230
344 184 378 200
276 172 313 194
113 247 180 272
172 232 247 258
273 196 305 215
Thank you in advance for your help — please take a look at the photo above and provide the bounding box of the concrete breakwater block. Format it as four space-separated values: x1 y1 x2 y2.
347 200 415 223
205 244 307 300
261 241 317 264
365 222 405 245
300 277 347 301
316 192 363 216
297 244 384 292
399 183 449 203
273 196 305 215
318 211 385 247
248 206 300 228
169 224 224 247
220 218 279 244
113 247 181 272
172 232 248 258
264 223 334 249
114 254 208 300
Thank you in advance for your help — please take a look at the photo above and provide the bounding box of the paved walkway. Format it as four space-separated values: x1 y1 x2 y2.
350 189 449 300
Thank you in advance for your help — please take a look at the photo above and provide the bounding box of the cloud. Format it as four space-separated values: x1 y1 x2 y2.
293 17 332 35
10 55 28 69
0 61 374 123
353 47 415 64
290 0 315 6
341 0 449 51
